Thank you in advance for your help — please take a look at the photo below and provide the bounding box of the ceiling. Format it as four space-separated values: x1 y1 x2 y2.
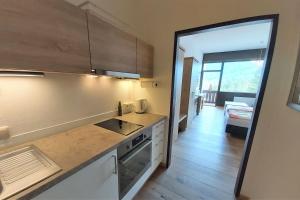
179 22 272 61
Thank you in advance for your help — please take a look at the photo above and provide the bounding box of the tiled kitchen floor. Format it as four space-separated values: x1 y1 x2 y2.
134 106 245 200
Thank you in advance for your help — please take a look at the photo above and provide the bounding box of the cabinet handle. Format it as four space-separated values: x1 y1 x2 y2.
112 155 117 174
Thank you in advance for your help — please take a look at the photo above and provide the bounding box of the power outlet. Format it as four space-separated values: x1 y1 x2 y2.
122 103 133 114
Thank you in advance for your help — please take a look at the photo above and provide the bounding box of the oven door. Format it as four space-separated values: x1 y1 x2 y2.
118 139 152 199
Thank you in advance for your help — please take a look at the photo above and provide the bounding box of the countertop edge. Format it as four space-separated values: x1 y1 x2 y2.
14 114 167 200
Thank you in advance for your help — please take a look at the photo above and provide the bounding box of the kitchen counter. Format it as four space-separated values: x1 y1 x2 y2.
0 113 166 200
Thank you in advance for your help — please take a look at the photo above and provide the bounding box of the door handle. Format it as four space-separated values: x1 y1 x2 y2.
112 155 117 174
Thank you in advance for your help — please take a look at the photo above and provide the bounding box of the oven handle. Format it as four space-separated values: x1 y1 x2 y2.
119 140 152 165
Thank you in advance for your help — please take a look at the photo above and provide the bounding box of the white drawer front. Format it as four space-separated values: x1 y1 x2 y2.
152 120 165 135
152 141 163 161
153 131 164 141
151 120 165 169
152 153 163 169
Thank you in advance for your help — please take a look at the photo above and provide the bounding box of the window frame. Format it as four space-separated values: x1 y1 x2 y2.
199 62 223 93
200 59 264 94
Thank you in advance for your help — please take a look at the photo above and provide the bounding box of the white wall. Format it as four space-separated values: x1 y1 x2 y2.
0 73 137 145
129 0 300 199
179 41 204 62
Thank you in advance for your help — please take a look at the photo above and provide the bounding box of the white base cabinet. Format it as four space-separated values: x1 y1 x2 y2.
33 149 118 200
151 120 165 172
122 119 166 200
33 120 166 200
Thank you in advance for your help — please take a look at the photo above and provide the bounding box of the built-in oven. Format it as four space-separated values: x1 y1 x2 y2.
117 128 152 199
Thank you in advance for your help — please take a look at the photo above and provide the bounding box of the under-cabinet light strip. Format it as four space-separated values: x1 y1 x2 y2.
0 71 45 77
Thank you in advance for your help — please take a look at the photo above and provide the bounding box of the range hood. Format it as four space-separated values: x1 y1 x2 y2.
93 69 140 79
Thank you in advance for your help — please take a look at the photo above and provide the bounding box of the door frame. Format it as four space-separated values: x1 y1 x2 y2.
166 14 279 197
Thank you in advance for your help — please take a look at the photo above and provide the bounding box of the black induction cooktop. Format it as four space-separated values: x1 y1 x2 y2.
95 118 143 136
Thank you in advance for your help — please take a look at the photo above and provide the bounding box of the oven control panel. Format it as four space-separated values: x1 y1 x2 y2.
118 127 152 158
132 134 144 147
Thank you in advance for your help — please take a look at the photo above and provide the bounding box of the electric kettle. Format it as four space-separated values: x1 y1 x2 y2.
134 99 148 114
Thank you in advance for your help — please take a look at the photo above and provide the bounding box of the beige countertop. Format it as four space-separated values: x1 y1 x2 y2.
0 112 166 200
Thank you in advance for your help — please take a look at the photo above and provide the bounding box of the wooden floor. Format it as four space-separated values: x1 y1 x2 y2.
134 106 245 200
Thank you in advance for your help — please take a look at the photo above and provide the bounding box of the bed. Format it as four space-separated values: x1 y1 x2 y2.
224 104 253 139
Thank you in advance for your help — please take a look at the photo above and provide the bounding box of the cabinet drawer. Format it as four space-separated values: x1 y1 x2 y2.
153 138 164 148
152 141 163 159
152 153 163 168
153 131 164 141
152 120 165 133
152 120 165 143
158 153 163 162
151 120 165 166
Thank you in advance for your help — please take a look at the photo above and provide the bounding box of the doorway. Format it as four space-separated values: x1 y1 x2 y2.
167 15 279 198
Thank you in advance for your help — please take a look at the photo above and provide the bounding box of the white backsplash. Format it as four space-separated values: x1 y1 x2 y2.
0 73 139 147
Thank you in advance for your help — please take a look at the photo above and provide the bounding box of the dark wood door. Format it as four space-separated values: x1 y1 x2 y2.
137 39 154 78
87 12 137 73
0 0 91 74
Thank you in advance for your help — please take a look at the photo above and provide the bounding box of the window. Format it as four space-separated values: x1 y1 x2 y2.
201 62 222 92
201 71 220 91
203 62 222 71
220 60 264 93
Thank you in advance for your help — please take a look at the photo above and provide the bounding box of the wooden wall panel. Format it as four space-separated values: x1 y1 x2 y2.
180 58 193 126
180 57 200 127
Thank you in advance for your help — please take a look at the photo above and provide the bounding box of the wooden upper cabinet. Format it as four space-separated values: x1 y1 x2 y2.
137 39 154 78
87 12 137 74
0 0 90 74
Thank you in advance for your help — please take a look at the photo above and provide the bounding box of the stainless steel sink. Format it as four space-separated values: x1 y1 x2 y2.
0 145 61 199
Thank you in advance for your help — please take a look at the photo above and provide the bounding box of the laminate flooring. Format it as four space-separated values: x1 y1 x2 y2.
134 106 245 200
